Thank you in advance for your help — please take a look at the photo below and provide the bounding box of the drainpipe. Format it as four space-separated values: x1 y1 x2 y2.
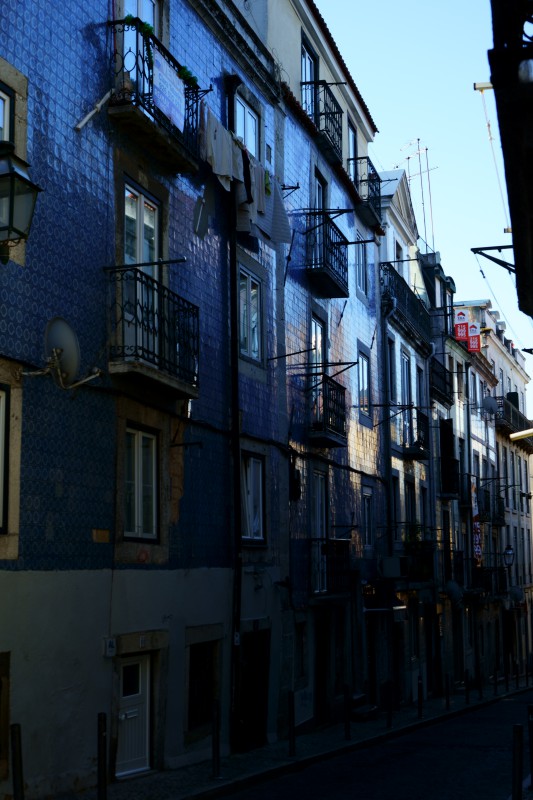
226 74 243 751
380 276 397 706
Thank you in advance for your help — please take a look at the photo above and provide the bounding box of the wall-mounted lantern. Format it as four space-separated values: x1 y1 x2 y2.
0 141 42 263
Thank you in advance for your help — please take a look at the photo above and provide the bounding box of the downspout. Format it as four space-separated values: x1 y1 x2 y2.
380 274 397 705
226 74 243 750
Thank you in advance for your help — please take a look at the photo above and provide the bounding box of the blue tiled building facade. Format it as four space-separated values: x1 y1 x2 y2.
4 0 530 796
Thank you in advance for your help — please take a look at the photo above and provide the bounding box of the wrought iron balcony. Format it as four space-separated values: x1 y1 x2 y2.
380 263 431 347
310 537 351 595
305 211 349 298
348 156 382 225
397 408 430 460
430 359 454 406
108 18 205 172
309 374 347 447
106 265 199 397
301 80 343 163
495 395 533 452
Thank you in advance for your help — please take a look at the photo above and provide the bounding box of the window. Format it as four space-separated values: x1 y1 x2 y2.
312 172 327 267
241 452 264 540
239 266 262 361
235 95 258 158
301 41 317 118
470 371 477 412
387 337 396 403
355 234 368 296
312 469 327 592
358 352 370 416
362 489 373 547
0 386 8 535
348 122 357 181
0 83 14 143
125 427 158 539
310 315 325 425
122 0 159 92
401 351 411 444
124 184 159 271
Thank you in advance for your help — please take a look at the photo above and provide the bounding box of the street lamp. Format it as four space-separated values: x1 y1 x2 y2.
503 544 515 568
0 141 42 264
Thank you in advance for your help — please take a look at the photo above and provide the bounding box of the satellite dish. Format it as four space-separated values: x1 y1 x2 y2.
18 317 102 390
44 317 81 388
482 395 499 415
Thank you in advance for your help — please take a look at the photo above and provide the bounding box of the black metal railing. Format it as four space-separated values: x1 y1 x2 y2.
310 537 351 594
495 396 533 450
380 262 431 344
109 18 202 158
301 81 343 161
309 374 347 441
430 359 454 405
305 211 349 296
348 156 382 221
106 265 199 386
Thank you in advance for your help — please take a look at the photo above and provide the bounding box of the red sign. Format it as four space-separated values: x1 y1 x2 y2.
467 322 481 352
454 310 468 341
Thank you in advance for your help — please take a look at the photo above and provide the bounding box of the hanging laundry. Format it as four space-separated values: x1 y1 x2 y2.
205 108 233 190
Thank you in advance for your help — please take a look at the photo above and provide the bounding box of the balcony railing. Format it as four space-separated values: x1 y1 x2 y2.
311 537 351 595
348 156 382 225
108 18 204 171
495 395 533 452
309 374 347 447
305 211 349 298
430 359 454 406
397 408 430 460
106 265 199 394
301 81 343 163
380 263 431 346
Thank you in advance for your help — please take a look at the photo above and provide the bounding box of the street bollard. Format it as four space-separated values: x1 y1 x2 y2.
343 684 351 741
288 690 296 757
97 713 107 800
212 699 221 779
11 724 24 800
417 674 423 720
512 724 523 800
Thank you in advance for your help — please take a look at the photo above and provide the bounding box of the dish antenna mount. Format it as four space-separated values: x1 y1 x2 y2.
20 317 102 390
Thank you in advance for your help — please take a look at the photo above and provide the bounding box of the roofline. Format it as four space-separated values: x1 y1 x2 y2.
305 0 379 135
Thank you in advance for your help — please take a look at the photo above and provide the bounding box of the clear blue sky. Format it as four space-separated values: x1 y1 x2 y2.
314 0 533 407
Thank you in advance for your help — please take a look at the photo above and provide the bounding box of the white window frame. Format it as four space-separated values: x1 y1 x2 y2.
124 184 159 274
356 234 368 296
239 266 262 362
241 452 264 541
235 95 258 158
358 351 370 417
348 122 357 182
125 427 158 539
301 42 316 118
0 88 11 143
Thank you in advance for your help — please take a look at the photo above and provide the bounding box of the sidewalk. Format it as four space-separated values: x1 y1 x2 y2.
64 681 532 800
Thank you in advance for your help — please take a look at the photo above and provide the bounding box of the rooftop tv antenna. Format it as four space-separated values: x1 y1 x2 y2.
20 317 102 390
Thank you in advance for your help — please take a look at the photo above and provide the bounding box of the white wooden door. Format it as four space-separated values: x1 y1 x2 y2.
116 654 150 776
